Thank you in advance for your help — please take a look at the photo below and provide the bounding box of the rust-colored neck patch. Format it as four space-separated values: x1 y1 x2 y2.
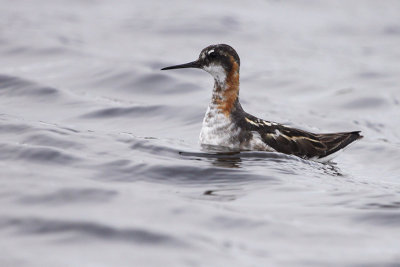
216 56 240 117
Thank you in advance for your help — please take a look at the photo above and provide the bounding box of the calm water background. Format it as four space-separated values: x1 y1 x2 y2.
0 0 400 266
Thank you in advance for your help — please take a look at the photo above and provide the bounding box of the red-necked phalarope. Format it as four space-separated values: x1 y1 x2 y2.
161 44 362 162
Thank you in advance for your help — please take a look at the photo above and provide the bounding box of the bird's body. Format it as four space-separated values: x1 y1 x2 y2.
162 44 362 161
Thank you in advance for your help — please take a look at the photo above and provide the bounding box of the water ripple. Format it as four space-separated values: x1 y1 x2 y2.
81 105 165 119
0 216 186 246
0 143 79 164
0 74 59 98
17 188 117 205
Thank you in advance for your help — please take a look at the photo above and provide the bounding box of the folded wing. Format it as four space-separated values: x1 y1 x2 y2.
261 124 362 160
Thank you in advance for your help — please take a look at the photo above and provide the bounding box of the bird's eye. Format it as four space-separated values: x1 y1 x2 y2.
209 52 217 58
207 50 217 59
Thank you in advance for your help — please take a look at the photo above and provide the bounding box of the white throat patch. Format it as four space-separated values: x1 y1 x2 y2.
203 64 226 86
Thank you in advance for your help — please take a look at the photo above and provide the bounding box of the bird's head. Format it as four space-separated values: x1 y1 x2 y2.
162 44 240 87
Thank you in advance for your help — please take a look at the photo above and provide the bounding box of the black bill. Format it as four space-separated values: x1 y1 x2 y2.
161 60 201 70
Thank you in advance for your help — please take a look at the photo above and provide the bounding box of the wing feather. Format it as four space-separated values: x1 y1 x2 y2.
260 123 362 160
239 114 362 160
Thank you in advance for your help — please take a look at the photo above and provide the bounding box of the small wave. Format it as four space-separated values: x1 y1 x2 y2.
22 133 84 150
383 25 400 35
80 104 201 125
95 159 275 185
17 188 117 205
130 138 182 157
357 71 388 79
3 44 77 56
341 97 388 109
0 143 79 164
0 216 186 246
134 73 202 94
81 105 165 119
363 202 400 210
0 123 31 134
354 212 400 227
0 74 59 98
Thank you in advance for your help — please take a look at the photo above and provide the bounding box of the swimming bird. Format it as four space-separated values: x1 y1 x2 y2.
161 44 362 162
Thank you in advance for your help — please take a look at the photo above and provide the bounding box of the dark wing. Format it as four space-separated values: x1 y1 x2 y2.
261 123 362 160
239 115 363 159
237 112 362 160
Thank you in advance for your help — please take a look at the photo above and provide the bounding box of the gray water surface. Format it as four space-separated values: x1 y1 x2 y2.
1 1 400 266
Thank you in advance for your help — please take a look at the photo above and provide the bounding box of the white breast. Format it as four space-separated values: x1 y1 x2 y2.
199 104 275 152
199 103 240 148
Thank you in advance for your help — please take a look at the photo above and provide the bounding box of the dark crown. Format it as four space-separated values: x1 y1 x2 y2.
200 44 240 66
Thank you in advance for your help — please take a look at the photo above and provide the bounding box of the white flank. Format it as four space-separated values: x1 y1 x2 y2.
244 131 275 151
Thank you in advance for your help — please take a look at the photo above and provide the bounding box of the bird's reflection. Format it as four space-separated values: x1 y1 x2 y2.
179 146 346 204
179 151 242 168
179 144 243 168
180 144 344 176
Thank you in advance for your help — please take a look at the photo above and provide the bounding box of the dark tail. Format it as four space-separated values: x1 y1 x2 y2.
318 131 363 158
